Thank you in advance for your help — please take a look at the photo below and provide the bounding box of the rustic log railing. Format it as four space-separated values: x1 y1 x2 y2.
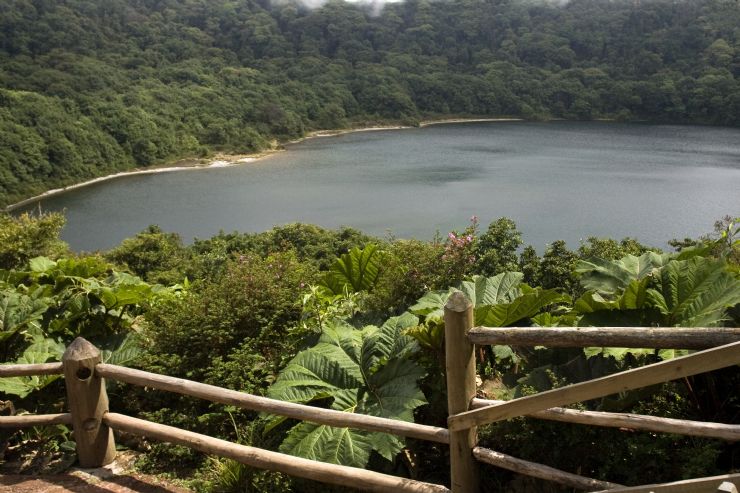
0 292 738 492
444 292 740 493
0 338 449 493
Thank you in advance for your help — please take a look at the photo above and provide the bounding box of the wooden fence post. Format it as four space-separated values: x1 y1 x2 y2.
62 337 116 468
444 292 478 493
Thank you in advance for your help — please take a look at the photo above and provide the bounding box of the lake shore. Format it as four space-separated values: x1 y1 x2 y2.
4 150 282 212
5 117 522 212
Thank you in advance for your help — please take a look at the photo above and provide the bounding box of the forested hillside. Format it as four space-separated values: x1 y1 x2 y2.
2 0 740 206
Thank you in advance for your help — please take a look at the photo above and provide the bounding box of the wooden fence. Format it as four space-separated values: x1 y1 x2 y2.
0 291 739 492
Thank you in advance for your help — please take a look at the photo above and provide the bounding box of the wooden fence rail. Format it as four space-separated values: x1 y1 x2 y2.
0 337 450 492
467 326 740 349
103 413 449 493
472 447 623 491
593 474 740 493
447 306 740 493
95 363 450 444
448 340 740 432
0 413 72 428
471 399 740 441
0 362 63 377
0 293 738 493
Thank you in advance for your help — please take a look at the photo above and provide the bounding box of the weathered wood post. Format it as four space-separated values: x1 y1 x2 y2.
62 337 116 467
444 292 478 492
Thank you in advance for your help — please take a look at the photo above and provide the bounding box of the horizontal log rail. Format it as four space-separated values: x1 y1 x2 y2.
0 413 72 428
104 413 450 493
467 326 740 349
448 340 740 432
471 399 740 441
473 447 623 491
95 363 450 444
0 362 63 377
592 473 740 493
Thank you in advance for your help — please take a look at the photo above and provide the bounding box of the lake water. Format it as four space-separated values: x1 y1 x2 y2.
17 121 740 252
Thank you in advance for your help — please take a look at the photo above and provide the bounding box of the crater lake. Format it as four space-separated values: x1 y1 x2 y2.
16 121 740 251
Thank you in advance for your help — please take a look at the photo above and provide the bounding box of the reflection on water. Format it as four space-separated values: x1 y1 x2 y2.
18 121 740 251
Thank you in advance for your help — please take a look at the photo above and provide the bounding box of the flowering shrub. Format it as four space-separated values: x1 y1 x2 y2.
440 216 479 285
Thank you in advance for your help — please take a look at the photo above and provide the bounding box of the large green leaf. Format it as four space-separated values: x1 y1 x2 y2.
575 278 651 316
576 252 670 295
0 338 64 398
100 332 145 366
458 273 524 307
320 244 384 295
531 311 579 327
646 257 740 327
280 421 375 466
408 290 450 319
364 312 419 367
408 273 538 326
0 291 48 343
407 274 568 359
267 323 364 406
28 256 57 273
475 288 570 327
576 278 661 357
267 315 425 468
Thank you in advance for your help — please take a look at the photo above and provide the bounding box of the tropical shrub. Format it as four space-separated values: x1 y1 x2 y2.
0 212 68 270
105 225 191 284
369 239 446 315
474 217 522 276
143 251 316 383
267 313 426 469
0 256 175 399
0 254 175 473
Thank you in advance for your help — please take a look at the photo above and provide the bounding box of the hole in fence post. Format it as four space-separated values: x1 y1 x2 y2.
76 367 92 380
62 337 116 468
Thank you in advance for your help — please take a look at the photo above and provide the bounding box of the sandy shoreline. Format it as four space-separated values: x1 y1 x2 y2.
5 117 521 212
5 151 282 212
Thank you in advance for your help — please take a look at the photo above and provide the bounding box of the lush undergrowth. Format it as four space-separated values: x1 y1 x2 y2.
1 212 738 492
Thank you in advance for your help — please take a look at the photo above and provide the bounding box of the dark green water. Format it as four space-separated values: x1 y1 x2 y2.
19 121 740 251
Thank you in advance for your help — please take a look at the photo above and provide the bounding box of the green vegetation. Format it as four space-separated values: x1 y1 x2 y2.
1 212 738 491
268 313 426 468
2 0 740 207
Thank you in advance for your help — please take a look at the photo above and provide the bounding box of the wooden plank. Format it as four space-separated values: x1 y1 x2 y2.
103 413 450 493
0 363 63 377
473 447 623 491
62 338 116 468
471 399 740 441
444 292 479 493
467 326 740 349
95 363 449 444
0 413 72 428
448 340 740 432
592 473 740 493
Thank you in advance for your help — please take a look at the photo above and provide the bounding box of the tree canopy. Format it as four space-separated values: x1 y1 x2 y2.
1 0 739 207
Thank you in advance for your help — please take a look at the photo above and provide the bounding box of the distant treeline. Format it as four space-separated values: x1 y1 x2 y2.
1 0 739 206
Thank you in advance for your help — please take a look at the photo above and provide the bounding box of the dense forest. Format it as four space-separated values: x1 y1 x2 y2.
1 212 738 491
2 0 740 207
